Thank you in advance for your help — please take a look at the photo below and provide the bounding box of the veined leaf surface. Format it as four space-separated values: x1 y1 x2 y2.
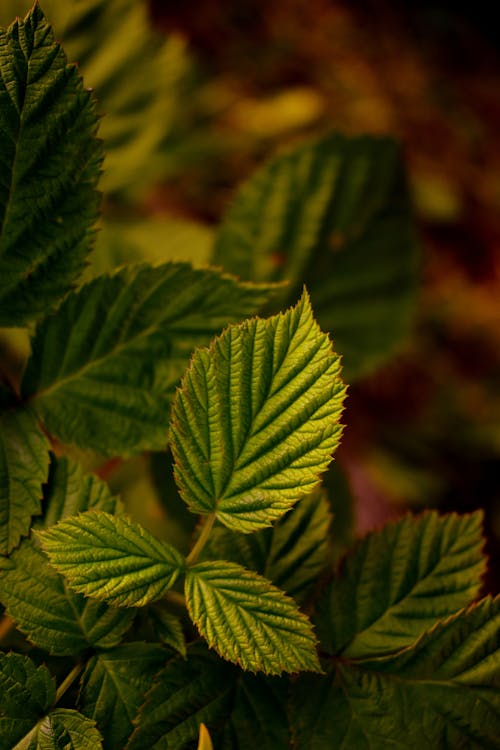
0 652 55 749
22 262 274 455
213 134 419 379
291 597 500 749
185 560 321 675
0 405 50 553
171 291 345 532
25 709 102 750
316 510 486 658
0 4 102 326
40 511 185 607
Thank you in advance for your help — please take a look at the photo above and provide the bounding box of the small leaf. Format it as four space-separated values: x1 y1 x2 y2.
197 723 213 750
171 291 345 532
40 511 185 607
148 607 186 656
78 643 166 750
27 709 102 750
0 4 102 326
204 488 331 602
316 510 486 658
0 652 55 749
128 643 237 750
185 560 321 675
22 262 275 455
291 597 500 749
213 133 419 380
0 405 50 553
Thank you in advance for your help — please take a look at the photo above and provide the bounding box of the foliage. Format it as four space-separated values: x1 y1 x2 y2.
0 5 498 750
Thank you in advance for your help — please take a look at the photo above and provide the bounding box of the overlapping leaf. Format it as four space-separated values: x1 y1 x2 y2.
291 597 500 749
316 510 486 658
24 709 102 750
40 511 185 607
0 459 133 654
22 262 274 455
0 4 102 326
204 488 331 601
0 652 55 749
147 607 186 656
185 560 321 674
78 643 166 750
171 291 345 532
0 405 50 553
213 134 419 379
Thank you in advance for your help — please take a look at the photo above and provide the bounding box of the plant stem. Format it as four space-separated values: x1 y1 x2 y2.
165 590 186 608
186 513 216 566
55 661 83 704
0 615 13 642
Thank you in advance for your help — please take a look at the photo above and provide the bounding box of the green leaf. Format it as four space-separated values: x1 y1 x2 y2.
128 643 237 750
213 134 419 380
78 643 165 750
22 262 275 455
316 510 486 658
0 4 102 327
171 291 345 532
148 606 186 656
0 405 50 553
0 652 55 749
40 511 185 607
185 560 321 675
203 488 331 602
0 458 134 654
26 709 102 750
291 597 500 749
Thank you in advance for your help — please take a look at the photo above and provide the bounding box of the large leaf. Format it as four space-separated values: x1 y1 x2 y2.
0 4 102 327
0 0 191 197
171 291 345 533
0 458 134 654
203 488 331 602
185 560 320 675
22 262 274 455
0 405 50 553
128 643 237 750
316 510 486 658
25 709 102 750
0 652 55 750
213 134 419 379
40 511 185 607
78 643 166 750
291 597 500 749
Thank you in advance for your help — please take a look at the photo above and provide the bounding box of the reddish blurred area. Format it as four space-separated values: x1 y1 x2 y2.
150 0 500 590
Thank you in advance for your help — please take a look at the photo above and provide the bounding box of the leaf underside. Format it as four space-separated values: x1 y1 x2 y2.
0 4 102 326
171 290 345 532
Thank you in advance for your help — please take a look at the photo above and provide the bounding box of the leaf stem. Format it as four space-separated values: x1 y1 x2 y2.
165 590 186 608
186 513 216 566
55 661 83 704
0 615 13 642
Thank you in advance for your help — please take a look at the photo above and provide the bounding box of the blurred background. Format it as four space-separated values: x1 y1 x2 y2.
1 0 499 590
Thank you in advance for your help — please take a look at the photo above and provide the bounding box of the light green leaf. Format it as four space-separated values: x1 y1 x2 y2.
148 606 186 656
0 4 102 327
213 134 419 380
128 643 237 750
22 262 275 455
197 724 213 750
171 291 345 532
0 460 133 654
0 405 50 553
40 511 185 607
78 643 165 750
291 597 500 749
0 652 55 750
26 709 102 750
316 510 486 658
185 560 321 675
203 488 331 602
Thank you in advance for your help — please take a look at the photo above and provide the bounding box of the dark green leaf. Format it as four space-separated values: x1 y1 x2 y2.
185 560 321 675
26 709 102 750
0 652 55 749
0 4 102 326
148 607 186 656
171 291 345 532
316 510 486 658
78 643 165 750
0 406 50 553
40 511 185 607
213 134 419 379
22 262 275 455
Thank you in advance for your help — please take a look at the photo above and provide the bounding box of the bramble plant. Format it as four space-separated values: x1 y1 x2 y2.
0 4 499 749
